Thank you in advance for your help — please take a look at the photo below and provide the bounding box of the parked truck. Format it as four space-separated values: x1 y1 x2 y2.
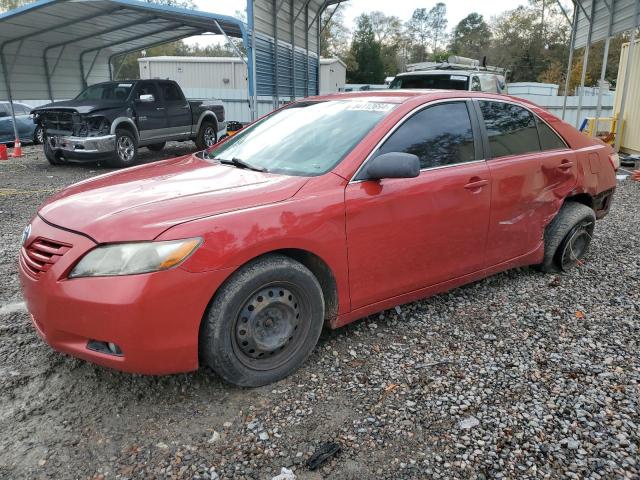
32 80 226 167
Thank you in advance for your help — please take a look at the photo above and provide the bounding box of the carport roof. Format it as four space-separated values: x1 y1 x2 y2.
0 0 246 56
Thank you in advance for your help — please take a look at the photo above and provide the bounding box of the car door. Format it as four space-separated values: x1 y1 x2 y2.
133 81 168 142
158 81 191 137
476 99 577 266
14 104 36 139
345 100 491 310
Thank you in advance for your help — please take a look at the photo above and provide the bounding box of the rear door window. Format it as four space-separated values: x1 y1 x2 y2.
160 82 184 101
375 101 477 169
478 101 541 158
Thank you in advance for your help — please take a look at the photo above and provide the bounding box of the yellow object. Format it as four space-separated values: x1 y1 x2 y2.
613 39 640 154
582 116 620 144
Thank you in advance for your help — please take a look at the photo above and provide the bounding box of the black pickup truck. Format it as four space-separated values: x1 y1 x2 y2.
32 80 226 167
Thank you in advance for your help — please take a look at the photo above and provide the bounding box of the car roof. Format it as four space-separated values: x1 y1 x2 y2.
308 90 517 105
396 70 503 77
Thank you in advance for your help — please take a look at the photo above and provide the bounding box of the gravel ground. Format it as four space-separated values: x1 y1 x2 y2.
1 145 639 479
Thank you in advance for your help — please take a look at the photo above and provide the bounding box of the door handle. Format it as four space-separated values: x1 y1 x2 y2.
557 160 574 170
156 107 165 111
464 179 489 190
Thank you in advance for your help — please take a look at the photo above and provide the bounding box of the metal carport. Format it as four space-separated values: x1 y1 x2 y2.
559 0 640 152
0 0 247 143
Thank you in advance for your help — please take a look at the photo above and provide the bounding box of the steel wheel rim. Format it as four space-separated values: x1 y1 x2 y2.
560 221 591 270
36 127 44 143
203 127 216 147
117 135 134 162
232 283 309 371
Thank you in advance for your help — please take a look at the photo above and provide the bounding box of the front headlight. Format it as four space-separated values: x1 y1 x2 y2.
69 238 202 278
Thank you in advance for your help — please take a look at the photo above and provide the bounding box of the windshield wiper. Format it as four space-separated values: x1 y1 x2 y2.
217 157 266 172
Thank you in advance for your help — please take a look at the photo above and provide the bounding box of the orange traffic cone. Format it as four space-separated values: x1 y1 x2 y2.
11 139 22 158
0 144 8 161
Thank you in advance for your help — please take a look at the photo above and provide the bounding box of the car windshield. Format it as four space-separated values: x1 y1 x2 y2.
206 100 395 176
75 83 134 101
389 74 469 90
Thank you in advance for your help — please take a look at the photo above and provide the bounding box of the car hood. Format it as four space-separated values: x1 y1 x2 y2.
38 154 309 242
32 100 123 115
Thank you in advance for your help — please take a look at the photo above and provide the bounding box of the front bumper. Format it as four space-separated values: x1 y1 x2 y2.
48 134 115 160
18 216 230 375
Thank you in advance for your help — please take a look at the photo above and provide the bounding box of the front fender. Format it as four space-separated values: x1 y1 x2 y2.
110 117 140 142
155 180 350 315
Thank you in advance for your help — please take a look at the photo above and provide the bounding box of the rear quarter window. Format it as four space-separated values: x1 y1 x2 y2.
537 119 567 150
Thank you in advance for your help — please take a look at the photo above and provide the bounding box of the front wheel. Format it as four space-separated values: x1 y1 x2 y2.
43 136 63 165
200 254 325 387
33 125 44 145
110 129 138 167
195 120 217 150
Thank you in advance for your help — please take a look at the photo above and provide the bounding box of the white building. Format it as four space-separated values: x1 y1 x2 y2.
138 56 346 121
319 58 346 94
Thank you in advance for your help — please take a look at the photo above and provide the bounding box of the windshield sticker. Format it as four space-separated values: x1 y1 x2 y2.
118 83 133 87
344 102 394 112
450 75 468 81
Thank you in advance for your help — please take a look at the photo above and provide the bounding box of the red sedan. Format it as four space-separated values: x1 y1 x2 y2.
19 91 617 386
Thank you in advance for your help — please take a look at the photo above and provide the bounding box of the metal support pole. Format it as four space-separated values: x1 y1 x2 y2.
554 0 572 24
594 0 615 136
290 0 296 100
561 5 577 119
273 0 280 110
304 3 309 97
320 3 341 34
248 0 258 120
213 19 247 64
0 50 20 143
593 37 610 135
316 4 321 95
614 33 638 152
575 0 595 128
43 54 54 103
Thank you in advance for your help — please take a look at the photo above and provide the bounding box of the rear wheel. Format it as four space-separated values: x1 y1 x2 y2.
200 254 325 387
538 202 596 272
43 136 63 165
110 129 138 167
147 142 165 152
195 120 217 150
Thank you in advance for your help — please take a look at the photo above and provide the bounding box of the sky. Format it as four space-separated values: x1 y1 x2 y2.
188 0 528 46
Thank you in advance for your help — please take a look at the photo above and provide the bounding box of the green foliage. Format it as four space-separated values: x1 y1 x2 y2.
449 13 492 59
0 0 33 12
320 6 350 58
347 14 385 84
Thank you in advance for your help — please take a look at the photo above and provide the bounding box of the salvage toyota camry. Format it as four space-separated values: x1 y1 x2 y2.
19 91 617 387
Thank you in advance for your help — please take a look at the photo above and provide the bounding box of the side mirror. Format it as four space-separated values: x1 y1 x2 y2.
358 152 420 181
138 94 155 103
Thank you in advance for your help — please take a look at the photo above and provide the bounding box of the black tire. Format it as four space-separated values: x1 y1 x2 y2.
195 120 217 150
200 254 325 387
537 202 596 273
33 125 44 145
43 136 63 165
147 142 166 152
110 128 138 167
